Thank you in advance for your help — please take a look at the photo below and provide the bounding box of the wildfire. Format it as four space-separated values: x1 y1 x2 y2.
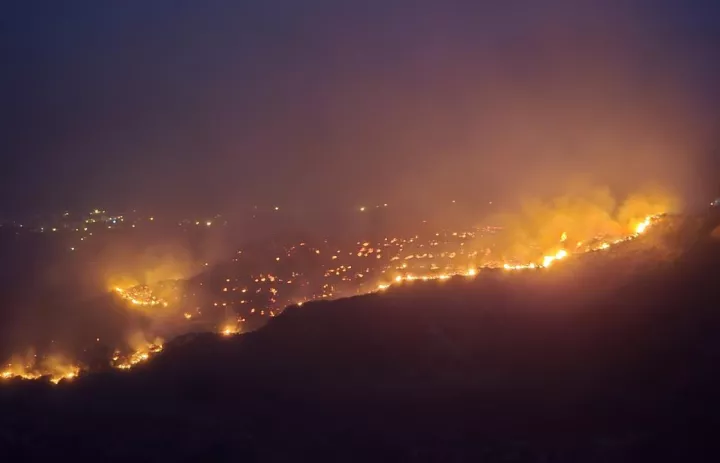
374 214 661 289
220 323 241 336
542 249 569 268
2 213 663 385
112 342 164 370
1 356 81 384
113 286 168 308
634 216 652 235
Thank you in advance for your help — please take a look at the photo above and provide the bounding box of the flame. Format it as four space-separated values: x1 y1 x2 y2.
113 286 168 308
374 214 660 288
634 217 652 235
220 323 241 337
542 249 569 268
112 342 164 370
3 212 663 385
1 354 81 384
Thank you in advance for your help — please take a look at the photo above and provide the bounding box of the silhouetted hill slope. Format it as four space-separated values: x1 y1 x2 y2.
3 213 720 462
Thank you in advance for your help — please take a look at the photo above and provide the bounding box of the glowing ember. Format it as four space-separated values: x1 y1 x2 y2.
1 357 80 384
113 342 164 370
220 323 241 336
2 213 662 385
114 286 168 308
372 215 660 288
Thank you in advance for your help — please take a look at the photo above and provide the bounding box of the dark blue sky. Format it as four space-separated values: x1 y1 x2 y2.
2 0 719 219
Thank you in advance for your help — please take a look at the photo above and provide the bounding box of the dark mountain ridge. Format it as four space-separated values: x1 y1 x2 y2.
2 212 720 461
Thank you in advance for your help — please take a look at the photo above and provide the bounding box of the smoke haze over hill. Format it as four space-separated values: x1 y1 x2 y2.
1 0 718 221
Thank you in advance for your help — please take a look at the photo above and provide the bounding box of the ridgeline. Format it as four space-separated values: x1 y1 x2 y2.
2 212 720 462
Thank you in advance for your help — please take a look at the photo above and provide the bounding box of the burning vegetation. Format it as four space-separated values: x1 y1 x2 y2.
112 343 164 370
113 286 168 308
1 352 80 384
0 189 673 384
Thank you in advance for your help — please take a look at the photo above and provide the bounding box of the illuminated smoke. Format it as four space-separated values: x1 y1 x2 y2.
480 186 677 263
1 350 80 384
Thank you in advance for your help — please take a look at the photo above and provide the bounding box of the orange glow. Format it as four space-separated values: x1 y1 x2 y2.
1 355 80 384
2 211 663 384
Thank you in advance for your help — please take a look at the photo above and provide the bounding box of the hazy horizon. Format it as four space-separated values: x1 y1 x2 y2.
2 0 719 223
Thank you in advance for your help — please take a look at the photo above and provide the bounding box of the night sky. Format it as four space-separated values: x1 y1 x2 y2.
2 0 719 220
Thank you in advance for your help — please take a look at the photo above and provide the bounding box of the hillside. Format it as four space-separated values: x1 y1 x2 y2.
2 212 720 462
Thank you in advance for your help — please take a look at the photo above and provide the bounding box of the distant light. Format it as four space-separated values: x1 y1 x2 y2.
383 203 388 207
274 206 279 211
149 217 154 221
70 247 75 251
206 221 212 227
51 228 57 232
359 206 366 212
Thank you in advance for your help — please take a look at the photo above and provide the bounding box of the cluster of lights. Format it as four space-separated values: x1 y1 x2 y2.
358 203 389 212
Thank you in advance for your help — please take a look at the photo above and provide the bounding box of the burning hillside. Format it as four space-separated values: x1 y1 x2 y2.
0 186 682 384
113 286 168 308
0 352 79 384
1 195 669 384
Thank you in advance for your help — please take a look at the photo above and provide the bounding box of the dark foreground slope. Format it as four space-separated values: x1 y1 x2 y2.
2 213 720 462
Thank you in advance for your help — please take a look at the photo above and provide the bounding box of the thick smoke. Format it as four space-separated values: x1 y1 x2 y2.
102 242 197 291
97 224 233 292
482 184 677 262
